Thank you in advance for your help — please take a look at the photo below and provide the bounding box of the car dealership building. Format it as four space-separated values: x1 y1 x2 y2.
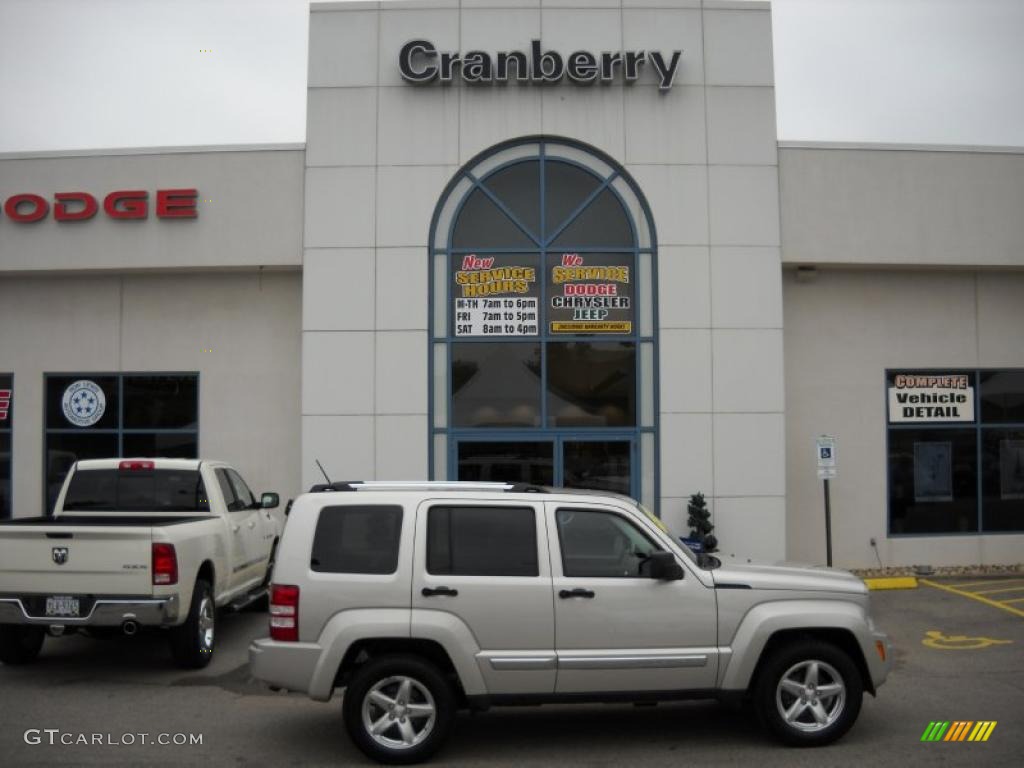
1 0 1022 569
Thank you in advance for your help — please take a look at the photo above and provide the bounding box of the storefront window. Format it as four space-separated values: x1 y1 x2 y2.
430 138 658 509
0 374 11 519
887 369 1024 534
44 373 199 513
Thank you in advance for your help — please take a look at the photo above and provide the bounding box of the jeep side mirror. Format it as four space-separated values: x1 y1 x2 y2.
260 492 280 509
647 551 684 580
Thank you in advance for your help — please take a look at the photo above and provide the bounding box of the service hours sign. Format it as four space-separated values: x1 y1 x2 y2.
453 254 540 337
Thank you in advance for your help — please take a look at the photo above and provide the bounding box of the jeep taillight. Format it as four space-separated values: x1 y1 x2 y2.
270 584 299 642
152 543 178 585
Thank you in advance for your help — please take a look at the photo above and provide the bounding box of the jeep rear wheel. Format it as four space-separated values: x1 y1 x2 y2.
754 640 863 746
0 625 45 665
343 655 454 764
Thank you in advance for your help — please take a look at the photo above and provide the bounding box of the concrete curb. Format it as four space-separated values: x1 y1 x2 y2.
863 577 919 590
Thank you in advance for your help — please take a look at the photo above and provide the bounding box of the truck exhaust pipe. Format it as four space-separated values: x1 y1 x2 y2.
121 620 139 636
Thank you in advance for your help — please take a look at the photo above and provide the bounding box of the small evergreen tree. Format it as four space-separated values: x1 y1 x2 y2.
686 492 718 553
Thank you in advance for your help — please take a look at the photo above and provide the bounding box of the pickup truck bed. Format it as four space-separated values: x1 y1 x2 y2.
0 516 209 527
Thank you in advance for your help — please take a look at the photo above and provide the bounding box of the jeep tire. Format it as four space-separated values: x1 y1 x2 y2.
343 655 455 765
754 639 863 746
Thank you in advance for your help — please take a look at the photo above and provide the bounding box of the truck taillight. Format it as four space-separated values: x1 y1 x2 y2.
152 543 178 585
270 584 299 642
120 460 155 471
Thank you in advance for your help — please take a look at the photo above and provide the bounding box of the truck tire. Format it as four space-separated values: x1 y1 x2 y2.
753 639 863 746
0 625 45 665
169 579 215 669
343 655 455 765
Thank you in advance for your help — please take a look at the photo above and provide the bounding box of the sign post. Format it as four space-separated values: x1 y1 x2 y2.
816 436 837 567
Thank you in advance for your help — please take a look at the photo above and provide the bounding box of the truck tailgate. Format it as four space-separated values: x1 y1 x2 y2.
0 524 154 595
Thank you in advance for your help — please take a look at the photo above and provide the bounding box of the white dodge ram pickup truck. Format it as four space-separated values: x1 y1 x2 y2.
0 458 281 668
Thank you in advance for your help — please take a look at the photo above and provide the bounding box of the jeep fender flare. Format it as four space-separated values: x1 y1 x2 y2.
309 609 412 701
308 608 486 701
409 609 487 696
718 599 870 691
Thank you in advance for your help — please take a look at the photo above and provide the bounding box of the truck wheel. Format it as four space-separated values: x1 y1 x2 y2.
169 579 215 669
343 655 455 765
0 625 45 665
754 639 863 746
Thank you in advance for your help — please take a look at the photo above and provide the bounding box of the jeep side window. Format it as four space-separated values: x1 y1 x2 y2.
427 505 538 577
311 505 403 574
556 508 663 578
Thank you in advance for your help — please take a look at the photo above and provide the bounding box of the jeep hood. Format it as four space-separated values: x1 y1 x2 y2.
711 560 867 595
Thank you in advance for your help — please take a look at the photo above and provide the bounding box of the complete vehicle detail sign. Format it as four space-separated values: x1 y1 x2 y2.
887 373 974 423
400 40 683 91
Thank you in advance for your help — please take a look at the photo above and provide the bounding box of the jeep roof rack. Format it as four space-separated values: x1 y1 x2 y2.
505 483 551 494
308 480 519 494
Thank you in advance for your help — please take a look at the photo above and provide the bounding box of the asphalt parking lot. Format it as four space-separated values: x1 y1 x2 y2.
1 579 1021 768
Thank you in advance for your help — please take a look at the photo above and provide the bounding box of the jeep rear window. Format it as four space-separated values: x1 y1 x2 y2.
63 469 210 512
427 505 538 577
311 505 403 574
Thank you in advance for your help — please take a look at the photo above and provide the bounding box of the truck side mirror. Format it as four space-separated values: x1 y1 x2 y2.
260 492 280 510
647 551 684 580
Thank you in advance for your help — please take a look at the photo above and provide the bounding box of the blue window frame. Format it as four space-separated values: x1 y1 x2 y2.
429 138 660 510
43 372 200 514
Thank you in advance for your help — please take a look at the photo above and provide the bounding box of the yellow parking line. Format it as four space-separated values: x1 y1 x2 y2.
920 579 1024 619
1002 597 1024 604
972 586 1024 595
946 578 1024 589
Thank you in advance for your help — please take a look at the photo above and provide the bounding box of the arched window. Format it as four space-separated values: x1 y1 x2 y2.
429 138 659 510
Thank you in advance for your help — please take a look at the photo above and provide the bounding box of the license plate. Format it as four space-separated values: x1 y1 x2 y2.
45 596 80 617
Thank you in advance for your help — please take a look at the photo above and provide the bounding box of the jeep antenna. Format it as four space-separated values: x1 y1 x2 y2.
315 459 332 485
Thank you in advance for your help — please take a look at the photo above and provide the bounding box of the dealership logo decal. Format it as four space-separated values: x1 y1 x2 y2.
920 721 997 742
62 380 106 427
400 39 682 91
0 389 9 421
52 547 69 566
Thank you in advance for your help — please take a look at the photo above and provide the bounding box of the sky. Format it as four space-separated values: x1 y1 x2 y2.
0 0 1022 154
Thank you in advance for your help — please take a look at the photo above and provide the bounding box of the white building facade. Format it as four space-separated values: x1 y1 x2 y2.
0 1 1020 569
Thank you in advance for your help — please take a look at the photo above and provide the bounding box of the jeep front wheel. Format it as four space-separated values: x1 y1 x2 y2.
754 640 863 746
343 655 455 764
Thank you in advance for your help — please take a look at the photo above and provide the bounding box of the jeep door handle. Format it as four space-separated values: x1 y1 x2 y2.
247 521 256 529
421 586 458 597
231 525 240 533
559 588 596 599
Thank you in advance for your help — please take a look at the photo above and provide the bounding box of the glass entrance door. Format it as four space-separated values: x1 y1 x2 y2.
455 437 634 497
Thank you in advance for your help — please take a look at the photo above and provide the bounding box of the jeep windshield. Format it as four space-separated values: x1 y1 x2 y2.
637 502 719 569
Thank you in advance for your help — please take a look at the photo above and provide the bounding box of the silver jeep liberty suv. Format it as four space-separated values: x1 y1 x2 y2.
250 481 892 764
